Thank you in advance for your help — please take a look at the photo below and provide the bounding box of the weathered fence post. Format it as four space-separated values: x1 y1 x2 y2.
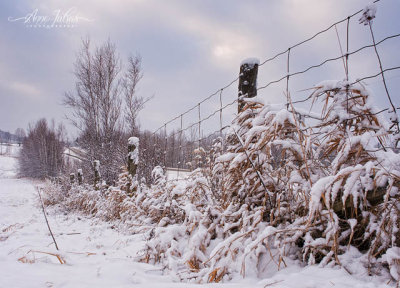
127 137 139 178
127 137 139 196
94 160 100 189
238 58 259 113
77 169 83 185
70 173 75 184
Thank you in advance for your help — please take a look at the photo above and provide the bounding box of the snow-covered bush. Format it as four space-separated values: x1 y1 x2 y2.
144 81 400 281
303 81 399 264
140 81 398 282
43 79 399 283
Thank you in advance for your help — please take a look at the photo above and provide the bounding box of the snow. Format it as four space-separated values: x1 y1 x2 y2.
151 165 166 185
385 248 400 281
240 57 260 67
359 3 377 26
313 79 343 93
0 155 395 287
348 219 357 231
165 168 191 181
309 176 334 212
0 143 21 155
128 136 139 146
128 137 139 165
216 152 236 163
94 160 100 170
389 108 399 124
0 155 18 178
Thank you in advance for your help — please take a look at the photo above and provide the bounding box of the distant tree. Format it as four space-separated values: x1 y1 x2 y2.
19 119 65 179
3 131 11 144
15 128 26 145
64 38 149 183
123 55 152 136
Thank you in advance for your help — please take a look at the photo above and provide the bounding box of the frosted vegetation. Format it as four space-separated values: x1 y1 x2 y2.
43 80 400 283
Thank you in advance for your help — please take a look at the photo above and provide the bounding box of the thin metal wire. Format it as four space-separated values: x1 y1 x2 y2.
150 0 397 171
178 114 183 175
164 99 238 140
164 124 167 168
257 33 400 91
152 77 239 135
369 23 399 134
166 126 231 154
198 103 201 149
286 48 291 109
154 62 400 168
258 1 381 67
346 17 350 81
197 103 201 168
334 24 346 74
345 17 350 113
349 66 400 85
219 89 223 138
152 0 384 137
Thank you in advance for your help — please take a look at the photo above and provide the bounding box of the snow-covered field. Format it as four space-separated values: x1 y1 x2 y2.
0 154 394 287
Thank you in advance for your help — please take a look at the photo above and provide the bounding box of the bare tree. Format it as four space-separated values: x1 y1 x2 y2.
3 131 11 144
64 38 149 183
123 55 151 135
19 119 64 179
15 128 26 145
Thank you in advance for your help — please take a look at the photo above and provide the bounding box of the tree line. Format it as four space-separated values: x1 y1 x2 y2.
18 38 216 183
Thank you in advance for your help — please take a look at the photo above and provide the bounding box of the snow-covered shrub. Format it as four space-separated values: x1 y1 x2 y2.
128 100 311 281
193 98 313 280
304 81 400 265
42 179 69 206
43 79 399 283
155 81 398 281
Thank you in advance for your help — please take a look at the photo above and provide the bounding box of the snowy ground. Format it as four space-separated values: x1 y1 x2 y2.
0 154 394 287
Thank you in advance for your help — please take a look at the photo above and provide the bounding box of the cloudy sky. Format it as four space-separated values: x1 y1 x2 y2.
1 0 399 137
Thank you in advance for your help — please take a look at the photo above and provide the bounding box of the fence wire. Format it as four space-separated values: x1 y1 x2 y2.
144 0 399 183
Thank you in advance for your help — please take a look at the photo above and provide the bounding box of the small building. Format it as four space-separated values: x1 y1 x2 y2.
63 147 86 171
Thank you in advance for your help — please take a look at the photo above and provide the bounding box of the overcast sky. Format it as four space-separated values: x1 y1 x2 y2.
1 0 399 138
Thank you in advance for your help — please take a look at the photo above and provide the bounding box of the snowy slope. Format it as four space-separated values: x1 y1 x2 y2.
0 155 394 287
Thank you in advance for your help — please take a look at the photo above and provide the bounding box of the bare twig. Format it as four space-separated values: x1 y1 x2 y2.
36 187 59 250
264 279 284 287
30 250 65 264
231 126 273 208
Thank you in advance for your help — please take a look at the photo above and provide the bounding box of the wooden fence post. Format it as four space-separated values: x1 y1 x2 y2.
127 137 139 178
238 58 259 113
94 160 100 188
77 169 83 185
127 137 139 196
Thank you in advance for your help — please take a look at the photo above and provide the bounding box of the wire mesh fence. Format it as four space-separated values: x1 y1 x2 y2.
141 0 400 183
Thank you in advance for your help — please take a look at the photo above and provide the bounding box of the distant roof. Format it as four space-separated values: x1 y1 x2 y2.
63 147 87 161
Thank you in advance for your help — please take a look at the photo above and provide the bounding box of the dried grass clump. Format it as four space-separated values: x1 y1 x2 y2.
304 81 400 265
18 250 66 265
42 172 136 225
